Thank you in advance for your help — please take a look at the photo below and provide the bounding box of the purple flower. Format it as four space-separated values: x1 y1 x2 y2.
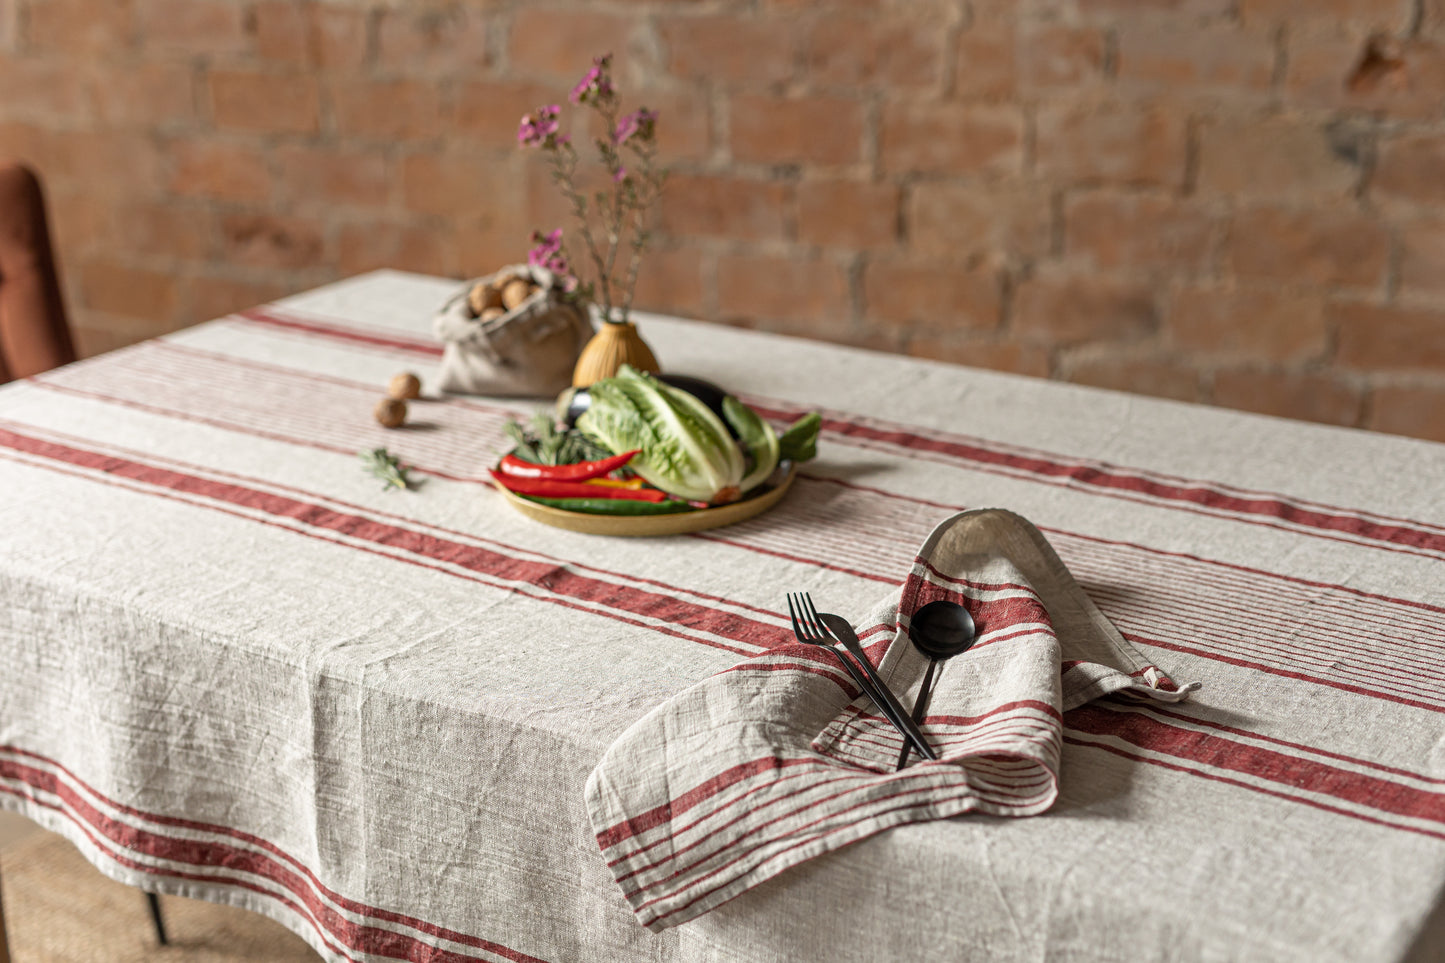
613 108 658 146
517 105 563 149
569 53 614 105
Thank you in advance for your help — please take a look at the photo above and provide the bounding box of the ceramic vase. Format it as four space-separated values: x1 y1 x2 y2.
572 320 660 387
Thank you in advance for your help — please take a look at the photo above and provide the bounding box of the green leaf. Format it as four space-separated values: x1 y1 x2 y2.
358 448 414 491
723 395 779 494
777 412 822 463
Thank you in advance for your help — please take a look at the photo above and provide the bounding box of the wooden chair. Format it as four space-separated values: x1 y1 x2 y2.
0 162 75 383
0 162 167 956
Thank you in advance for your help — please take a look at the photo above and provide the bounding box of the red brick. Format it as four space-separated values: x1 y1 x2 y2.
1367 385 1445 442
44 190 112 259
252 1 309 63
716 253 850 328
330 78 448 141
401 152 523 220
1079 0 1234 13
114 201 214 260
906 337 1052 378
1287 35 1445 121
1064 193 1214 273
0 60 92 124
1168 286 1328 362
89 62 196 127
1018 24 1106 89
167 140 271 202
1400 217 1445 300
730 94 863 166
1334 301 1445 371
1210 369 1362 427
798 180 899 249
80 260 179 321
276 145 391 209
1117 25 1275 92
1373 132 1445 206
908 184 1051 260
209 70 320 134
1428 0 1445 35
806 15 944 88
136 0 249 55
377 6 490 74
33 130 165 196
182 275 290 323
1067 356 1201 403
451 218 534 280
312 6 369 70
659 15 796 86
1198 116 1361 200
1014 274 1159 344
1241 0 1413 28
881 103 1022 176
863 260 1000 329
1036 103 1188 188
1226 207 1388 289
628 246 705 317
657 174 788 241
219 213 326 270
508 9 639 83
337 220 451 277
952 14 1015 100
455 80 561 151
26 0 133 53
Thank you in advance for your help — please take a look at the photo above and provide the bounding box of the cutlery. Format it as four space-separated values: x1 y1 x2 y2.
788 594 938 762
895 600 977 770
814 606 940 763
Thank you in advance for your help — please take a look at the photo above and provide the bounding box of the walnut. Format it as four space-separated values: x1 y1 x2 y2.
374 397 407 428
468 282 503 317
388 372 422 400
479 306 505 323
501 278 533 310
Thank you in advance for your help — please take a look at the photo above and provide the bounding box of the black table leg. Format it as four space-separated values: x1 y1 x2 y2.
146 891 168 945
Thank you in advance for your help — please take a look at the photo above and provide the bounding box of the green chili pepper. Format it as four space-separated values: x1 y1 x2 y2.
517 495 696 516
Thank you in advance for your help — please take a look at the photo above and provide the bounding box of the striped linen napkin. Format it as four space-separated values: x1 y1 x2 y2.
585 509 1197 931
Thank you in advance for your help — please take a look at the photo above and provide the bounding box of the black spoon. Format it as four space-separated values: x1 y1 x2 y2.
896 600 977 770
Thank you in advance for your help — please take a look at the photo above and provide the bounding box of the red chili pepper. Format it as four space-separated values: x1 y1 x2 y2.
496 448 640 482
489 469 668 502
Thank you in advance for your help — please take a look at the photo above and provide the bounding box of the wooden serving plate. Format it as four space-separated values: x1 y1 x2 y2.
492 463 797 537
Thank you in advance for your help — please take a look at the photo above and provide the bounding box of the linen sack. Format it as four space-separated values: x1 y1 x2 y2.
432 264 594 397
586 508 1198 931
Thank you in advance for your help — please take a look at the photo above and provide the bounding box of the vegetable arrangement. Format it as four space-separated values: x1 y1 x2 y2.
492 367 821 516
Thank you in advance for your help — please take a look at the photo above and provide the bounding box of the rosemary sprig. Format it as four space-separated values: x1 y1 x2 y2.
359 448 414 491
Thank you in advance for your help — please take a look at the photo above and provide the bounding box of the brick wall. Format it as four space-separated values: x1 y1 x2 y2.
3 0 1445 441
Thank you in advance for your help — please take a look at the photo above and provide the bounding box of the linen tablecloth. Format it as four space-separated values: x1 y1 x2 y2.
2 270 1443 962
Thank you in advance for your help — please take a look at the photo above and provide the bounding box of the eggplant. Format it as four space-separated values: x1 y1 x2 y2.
558 373 740 438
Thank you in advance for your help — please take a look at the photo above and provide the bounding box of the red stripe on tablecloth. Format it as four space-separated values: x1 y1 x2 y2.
0 428 787 655
237 308 445 358
235 306 1445 560
1121 630 1445 715
1061 737 1445 844
1066 704 1445 827
0 784 362 963
1137 703 1445 785
4 419 791 631
0 747 547 962
0 754 547 963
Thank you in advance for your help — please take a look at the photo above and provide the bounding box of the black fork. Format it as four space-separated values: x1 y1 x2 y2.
787 592 936 763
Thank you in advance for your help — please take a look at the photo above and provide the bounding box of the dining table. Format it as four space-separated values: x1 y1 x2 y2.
1 269 1443 963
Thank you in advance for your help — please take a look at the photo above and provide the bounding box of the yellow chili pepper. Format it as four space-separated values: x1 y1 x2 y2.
584 476 645 490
